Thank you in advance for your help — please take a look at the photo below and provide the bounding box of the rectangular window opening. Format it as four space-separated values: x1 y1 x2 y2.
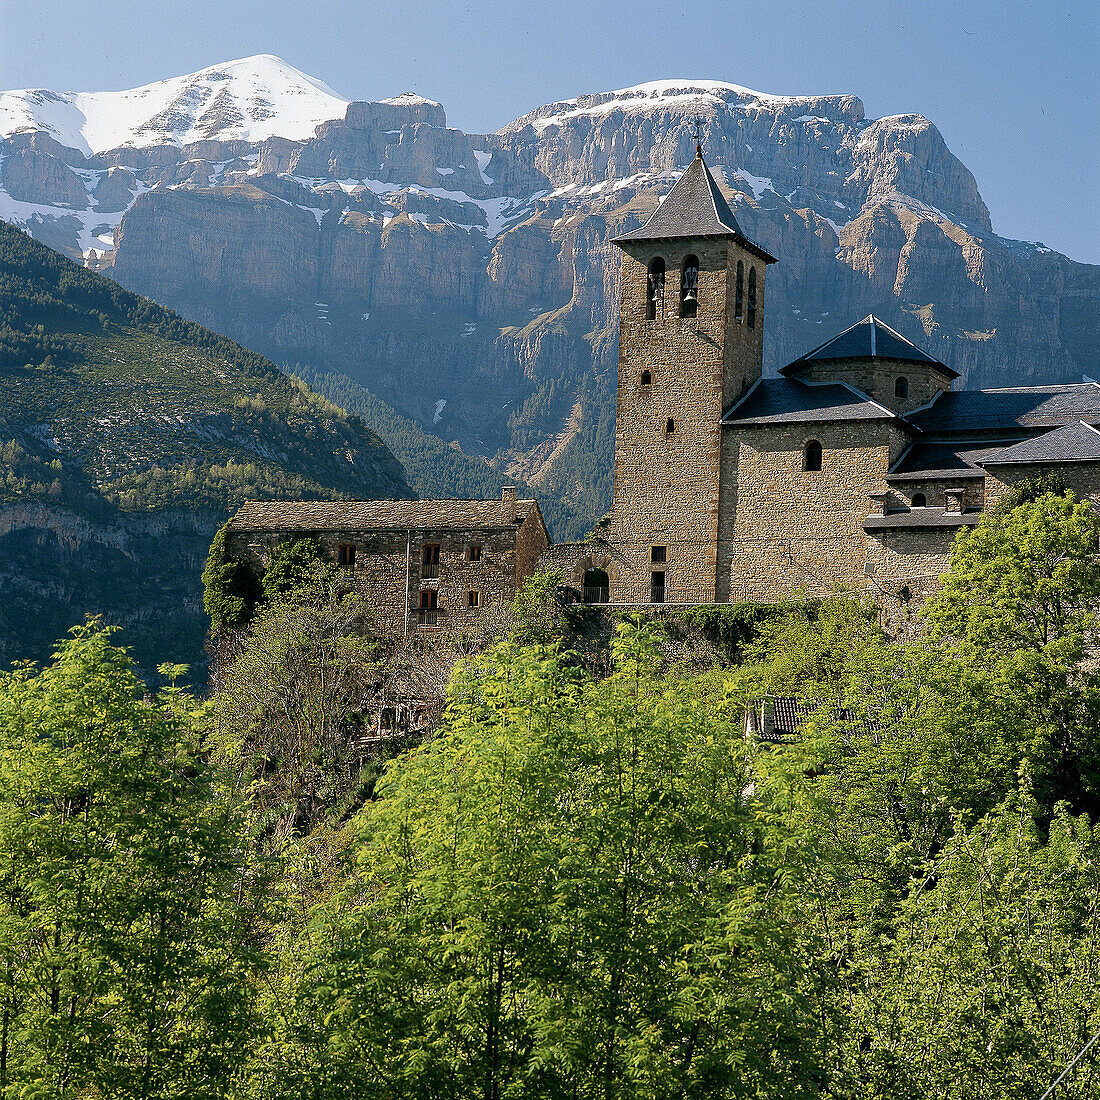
421 543 440 579
468 590 481 608
337 543 356 568
651 570 666 604
417 589 439 627
650 545 666 565
467 544 482 562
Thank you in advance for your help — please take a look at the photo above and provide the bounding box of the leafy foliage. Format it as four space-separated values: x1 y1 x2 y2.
4 493 1100 1097
0 622 258 1098
256 623 815 1098
202 521 263 633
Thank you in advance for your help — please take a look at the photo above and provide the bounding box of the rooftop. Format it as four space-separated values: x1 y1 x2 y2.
612 150 775 260
229 496 538 532
978 420 1100 465
906 383 1100 433
782 314 957 376
722 378 896 426
863 508 984 530
887 440 1021 481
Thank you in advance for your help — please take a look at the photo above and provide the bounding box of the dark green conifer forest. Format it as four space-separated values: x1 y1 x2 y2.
1 490 1098 1097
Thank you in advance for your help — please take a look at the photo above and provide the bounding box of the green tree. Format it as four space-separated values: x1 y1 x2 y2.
210 569 378 840
260 537 326 602
202 521 262 633
923 491 1100 819
256 622 817 1099
0 621 257 1098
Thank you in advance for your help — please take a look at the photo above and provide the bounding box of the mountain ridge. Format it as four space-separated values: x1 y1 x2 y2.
2 57 1096 540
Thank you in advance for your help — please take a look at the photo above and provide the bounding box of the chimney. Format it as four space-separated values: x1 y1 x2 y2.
868 490 889 516
944 487 965 514
501 485 517 522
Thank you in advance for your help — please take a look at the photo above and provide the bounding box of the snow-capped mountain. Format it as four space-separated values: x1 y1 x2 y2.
0 55 348 153
1 58 1096 540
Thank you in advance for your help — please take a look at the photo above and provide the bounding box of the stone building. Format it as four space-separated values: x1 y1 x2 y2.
555 146 1100 613
225 489 549 635
226 148 1100 629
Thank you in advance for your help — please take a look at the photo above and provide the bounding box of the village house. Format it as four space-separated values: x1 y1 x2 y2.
224 490 549 636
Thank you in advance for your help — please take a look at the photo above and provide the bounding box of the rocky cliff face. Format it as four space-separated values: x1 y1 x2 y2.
3 63 1097 538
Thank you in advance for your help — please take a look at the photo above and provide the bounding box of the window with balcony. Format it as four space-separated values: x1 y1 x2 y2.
421 543 440 579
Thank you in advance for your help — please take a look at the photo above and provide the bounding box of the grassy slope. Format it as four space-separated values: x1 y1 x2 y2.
0 221 410 513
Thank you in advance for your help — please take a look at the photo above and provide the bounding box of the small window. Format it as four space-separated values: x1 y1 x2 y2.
895 376 908 399
734 260 744 322
646 257 665 320
467 590 480 608
665 417 675 434
747 266 757 329
911 493 926 508
640 369 652 387
337 543 356 567
651 545 666 564
421 544 440 579
679 255 699 318
650 570 666 604
467 544 482 562
803 439 822 472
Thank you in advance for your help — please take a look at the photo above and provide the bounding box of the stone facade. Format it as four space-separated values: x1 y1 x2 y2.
224 155 1100 632
785 354 953 415
578 154 1100 614
610 236 768 604
225 491 549 637
715 420 910 601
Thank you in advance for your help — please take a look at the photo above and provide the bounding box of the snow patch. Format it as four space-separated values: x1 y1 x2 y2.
473 150 494 185
0 55 348 154
433 399 447 423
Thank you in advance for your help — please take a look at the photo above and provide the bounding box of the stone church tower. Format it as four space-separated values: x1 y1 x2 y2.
608 148 776 603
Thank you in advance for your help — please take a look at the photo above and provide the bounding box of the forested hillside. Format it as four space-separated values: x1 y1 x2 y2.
0 223 410 673
0 489 1095 1096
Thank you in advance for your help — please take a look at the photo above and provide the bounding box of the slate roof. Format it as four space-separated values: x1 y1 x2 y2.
906 384 1100 433
863 508 984 530
782 314 957 377
613 151 776 261
978 421 1100 465
721 378 897 426
229 498 539 532
886 441 1019 481
748 697 891 743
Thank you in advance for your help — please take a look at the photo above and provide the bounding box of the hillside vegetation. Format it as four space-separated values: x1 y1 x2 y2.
0 222 410 672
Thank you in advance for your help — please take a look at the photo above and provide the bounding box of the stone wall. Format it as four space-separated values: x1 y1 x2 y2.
716 419 910 600
983 462 1100 506
226 522 540 637
883 477 986 511
789 355 952 414
609 237 766 603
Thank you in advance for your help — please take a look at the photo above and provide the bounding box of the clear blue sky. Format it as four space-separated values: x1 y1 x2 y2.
3 0 1097 262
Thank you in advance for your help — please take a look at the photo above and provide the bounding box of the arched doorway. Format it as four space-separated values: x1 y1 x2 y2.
582 568 610 604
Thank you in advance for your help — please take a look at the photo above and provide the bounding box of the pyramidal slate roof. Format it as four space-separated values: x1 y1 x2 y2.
613 150 776 261
782 315 957 377
979 421 1100 465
